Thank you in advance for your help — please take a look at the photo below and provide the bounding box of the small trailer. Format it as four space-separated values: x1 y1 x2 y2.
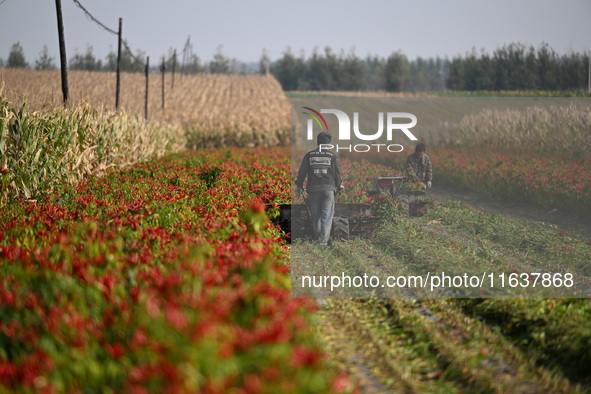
270 202 380 242
373 176 428 216
267 176 427 243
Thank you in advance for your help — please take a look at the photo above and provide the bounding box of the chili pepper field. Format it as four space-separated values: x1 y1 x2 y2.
0 147 353 392
293 156 591 392
1 77 591 392
289 94 591 392
1 145 590 392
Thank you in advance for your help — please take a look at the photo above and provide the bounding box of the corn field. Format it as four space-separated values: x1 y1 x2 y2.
0 69 292 147
0 96 185 203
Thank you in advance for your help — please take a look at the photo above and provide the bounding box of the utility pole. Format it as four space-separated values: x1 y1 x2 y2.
145 56 149 120
181 36 191 75
116 18 122 111
54 0 69 105
161 57 165 111
172 49 176 90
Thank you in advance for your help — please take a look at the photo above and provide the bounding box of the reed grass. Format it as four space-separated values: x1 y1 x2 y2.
438 104 591 155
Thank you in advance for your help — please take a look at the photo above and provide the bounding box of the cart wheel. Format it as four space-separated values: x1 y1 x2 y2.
389 183 397 197
332 216 349 242
291 217 310 241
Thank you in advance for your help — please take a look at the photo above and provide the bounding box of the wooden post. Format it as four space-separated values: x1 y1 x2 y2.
161 57 165 111
54 0 69 105
116 18 122 111
145 56 149 120
172 49 176 90
181 36 191 76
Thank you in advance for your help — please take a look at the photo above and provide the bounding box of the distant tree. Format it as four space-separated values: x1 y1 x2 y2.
305 47 341 90
70 45 102 71
463 49 482 90
184 54 204 74
581 53 591 91
384 51 410 92
557 52 586 91
304 48 324 90
230 59 248 74
0 58 5 68
507 43 528 89
7 42 28 68
208 46 231 74
259 48 271 75
523 45 539 89
446 57 465 90
426 57 448 91
477 51 494 90
340 49 367 90
410 57 430 92
35 45 56 70
271 48 305 90
537 43 558 90
164 47 177 73
105 46 145 73
492 47 509 90
365 55 386 91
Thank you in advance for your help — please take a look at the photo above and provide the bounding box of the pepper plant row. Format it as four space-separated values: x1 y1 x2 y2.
359 147 590 217
0 147 345 393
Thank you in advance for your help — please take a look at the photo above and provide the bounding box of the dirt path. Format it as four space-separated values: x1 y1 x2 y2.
427 184 591 239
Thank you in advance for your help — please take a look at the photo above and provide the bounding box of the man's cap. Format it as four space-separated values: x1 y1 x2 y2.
317 131 332 144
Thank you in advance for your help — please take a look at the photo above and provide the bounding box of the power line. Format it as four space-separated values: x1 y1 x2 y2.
71 0 145 65
72 0 117 35
0 0 8 6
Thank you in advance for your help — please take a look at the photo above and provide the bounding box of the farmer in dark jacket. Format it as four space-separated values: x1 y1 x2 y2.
296 132 344 246
406 143 432 188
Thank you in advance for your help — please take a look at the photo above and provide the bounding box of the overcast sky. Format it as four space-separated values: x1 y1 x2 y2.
1 0 590 65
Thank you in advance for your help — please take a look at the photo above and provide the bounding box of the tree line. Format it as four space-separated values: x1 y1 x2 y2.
446 43 589 91
0 42 251 74
2 42 589 92
269 47 447 92
270 44 589 92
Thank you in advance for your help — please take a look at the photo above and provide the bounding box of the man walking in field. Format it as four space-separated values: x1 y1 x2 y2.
406 143 432 188
296 132 344 246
